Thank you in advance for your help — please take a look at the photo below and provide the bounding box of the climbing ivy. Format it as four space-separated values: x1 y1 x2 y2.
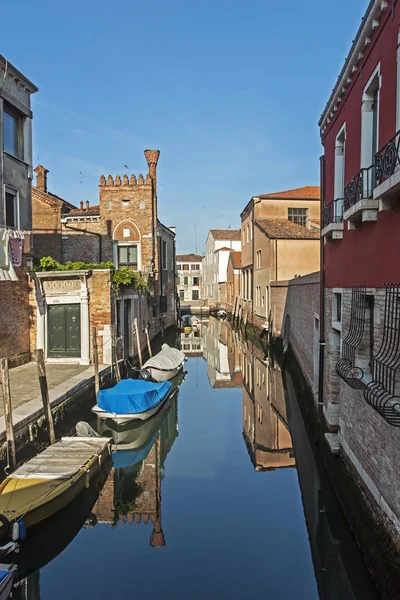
36 256 149 293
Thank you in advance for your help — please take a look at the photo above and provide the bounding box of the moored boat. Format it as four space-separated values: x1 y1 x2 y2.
0 437 111 556
92 378 173 425
0 564 16 599
140 343 185 382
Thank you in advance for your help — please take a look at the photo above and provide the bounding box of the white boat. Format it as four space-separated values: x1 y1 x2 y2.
140 343 185 382
92 371 185 425
217 309 227 320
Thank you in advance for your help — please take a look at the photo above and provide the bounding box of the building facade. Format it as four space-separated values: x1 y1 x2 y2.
239 187 320 331
320 0 400 571
226 251 241 313
0 56 37 366
176 253 203 302
203 229 241 305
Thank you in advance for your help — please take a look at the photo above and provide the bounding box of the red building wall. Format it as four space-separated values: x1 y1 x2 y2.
322 6 400 288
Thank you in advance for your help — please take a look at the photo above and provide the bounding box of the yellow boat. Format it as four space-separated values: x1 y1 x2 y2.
0 436 111 552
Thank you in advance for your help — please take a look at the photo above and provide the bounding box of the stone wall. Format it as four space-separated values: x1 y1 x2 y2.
283 272 320 393
270 280 289 336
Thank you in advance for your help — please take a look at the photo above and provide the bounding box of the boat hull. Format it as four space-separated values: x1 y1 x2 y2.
92 393 169 424
142 364 184 383
0 565 16 599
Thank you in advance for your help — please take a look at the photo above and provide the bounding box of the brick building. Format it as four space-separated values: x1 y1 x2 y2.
319 0 400 572
176 253 203 302
0 56 37 366
30 150 176 363
239 186 320 333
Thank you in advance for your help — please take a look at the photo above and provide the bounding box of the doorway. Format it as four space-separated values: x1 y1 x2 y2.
48 304 81 358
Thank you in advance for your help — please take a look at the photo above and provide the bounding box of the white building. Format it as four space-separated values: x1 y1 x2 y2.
176 253 203 302
203 229 241 304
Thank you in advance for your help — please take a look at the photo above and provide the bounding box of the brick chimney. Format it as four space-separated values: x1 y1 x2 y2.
34 165 49 193
86 200 90 210
144 149 160 195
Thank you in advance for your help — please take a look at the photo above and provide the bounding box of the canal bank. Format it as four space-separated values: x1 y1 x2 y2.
283 344 400 600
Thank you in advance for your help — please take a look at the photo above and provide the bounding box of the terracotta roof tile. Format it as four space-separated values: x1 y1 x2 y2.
255 219 320 240
32 186 76 211
210 229 241 241
66 205 100 216
230 251 242 269
215 246 233 252
259 186 320 200
176 254 204 262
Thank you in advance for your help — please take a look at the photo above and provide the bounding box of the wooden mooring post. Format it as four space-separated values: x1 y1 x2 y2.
145 326 152 358
92 326 100 398
111 325 121 383
0 358 16 470
35 349 56 445
134 318 143 368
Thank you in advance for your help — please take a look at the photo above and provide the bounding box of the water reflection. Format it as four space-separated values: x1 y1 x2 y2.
7 320 379 599
93 394 179 547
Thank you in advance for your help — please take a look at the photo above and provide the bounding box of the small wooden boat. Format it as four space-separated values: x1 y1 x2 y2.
0 564 16 599
0 437 111 555
140 343 185 382
92 378 173 425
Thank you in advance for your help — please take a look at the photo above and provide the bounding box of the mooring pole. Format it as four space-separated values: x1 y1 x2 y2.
92 326 100 398
35 349 56 445
145 326 152 358
1 358 16 470
134 318 143 368
111 325 121 383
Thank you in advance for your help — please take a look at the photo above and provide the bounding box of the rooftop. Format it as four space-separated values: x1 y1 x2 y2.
210 229 241 241
259 186 320 200
215 246 233 252
66 205 100 216
230 251 242 269
176 254 204 262
255 219 320 240
32 187 76 212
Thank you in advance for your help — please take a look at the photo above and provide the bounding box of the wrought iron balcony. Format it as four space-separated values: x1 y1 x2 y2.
343 166 378 225
364 284 400 427
321 199 344 240
373 128 400 210
336 285 367 389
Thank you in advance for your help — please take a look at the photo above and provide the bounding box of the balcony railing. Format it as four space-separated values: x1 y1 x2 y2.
374 128 400 188
322 199 344 228
336 285 367 389
344 166 374 211
364 283 400 427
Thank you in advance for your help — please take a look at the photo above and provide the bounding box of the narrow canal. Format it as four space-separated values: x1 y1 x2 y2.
11 320 379 600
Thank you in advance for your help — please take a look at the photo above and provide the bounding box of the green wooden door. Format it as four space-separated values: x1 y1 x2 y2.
48 304 81 358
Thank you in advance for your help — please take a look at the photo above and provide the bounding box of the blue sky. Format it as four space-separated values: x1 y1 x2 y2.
2 0 367 253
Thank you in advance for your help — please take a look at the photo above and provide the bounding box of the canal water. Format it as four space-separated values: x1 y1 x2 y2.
11 320 379 600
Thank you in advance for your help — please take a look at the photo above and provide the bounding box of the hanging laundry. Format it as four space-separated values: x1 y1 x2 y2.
0 228 19 281
9 238 23 267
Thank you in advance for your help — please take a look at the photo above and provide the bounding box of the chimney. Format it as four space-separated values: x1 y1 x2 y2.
86 200 90 210
34 165 49 193
80 201 84 210
144 149 160 195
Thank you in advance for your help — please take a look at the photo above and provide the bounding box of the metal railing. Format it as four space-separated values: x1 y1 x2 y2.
322 198 344 228
344 166 374 211
374 128 400 188
336 285 367 389
364 283 400 427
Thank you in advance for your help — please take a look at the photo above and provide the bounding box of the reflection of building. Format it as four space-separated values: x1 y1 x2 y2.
180 326 204 357
93 395 179 546
203 320 242 389
203 229 241 305
241 341 295 471
176 254 203 302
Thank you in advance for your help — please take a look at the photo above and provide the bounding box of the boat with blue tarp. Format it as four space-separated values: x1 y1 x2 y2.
92 379 172 425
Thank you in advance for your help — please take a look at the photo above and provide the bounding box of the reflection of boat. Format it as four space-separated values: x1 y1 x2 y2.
140 343 185 382
9 462 111 582
0 564 16 598
0 437 111 555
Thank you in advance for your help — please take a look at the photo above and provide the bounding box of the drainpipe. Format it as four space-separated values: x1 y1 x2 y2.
318 155 326 407
61 218 102 263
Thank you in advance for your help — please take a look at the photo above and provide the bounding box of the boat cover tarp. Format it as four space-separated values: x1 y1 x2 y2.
142 343 185 372
0 570 9 583
98 379 171 415
112 432 159 469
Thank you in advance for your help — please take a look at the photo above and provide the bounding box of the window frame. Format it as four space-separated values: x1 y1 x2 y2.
288 207 308 228
4 185 19 229
117 243 139 269
161 239 167 270
3 105 23 160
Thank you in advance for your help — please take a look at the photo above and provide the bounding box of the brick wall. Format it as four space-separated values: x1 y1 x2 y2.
270 281 289 335
283 272 320 392
89 270 114 364
32 202 63 262
0 262 31 366
62 221 103 264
